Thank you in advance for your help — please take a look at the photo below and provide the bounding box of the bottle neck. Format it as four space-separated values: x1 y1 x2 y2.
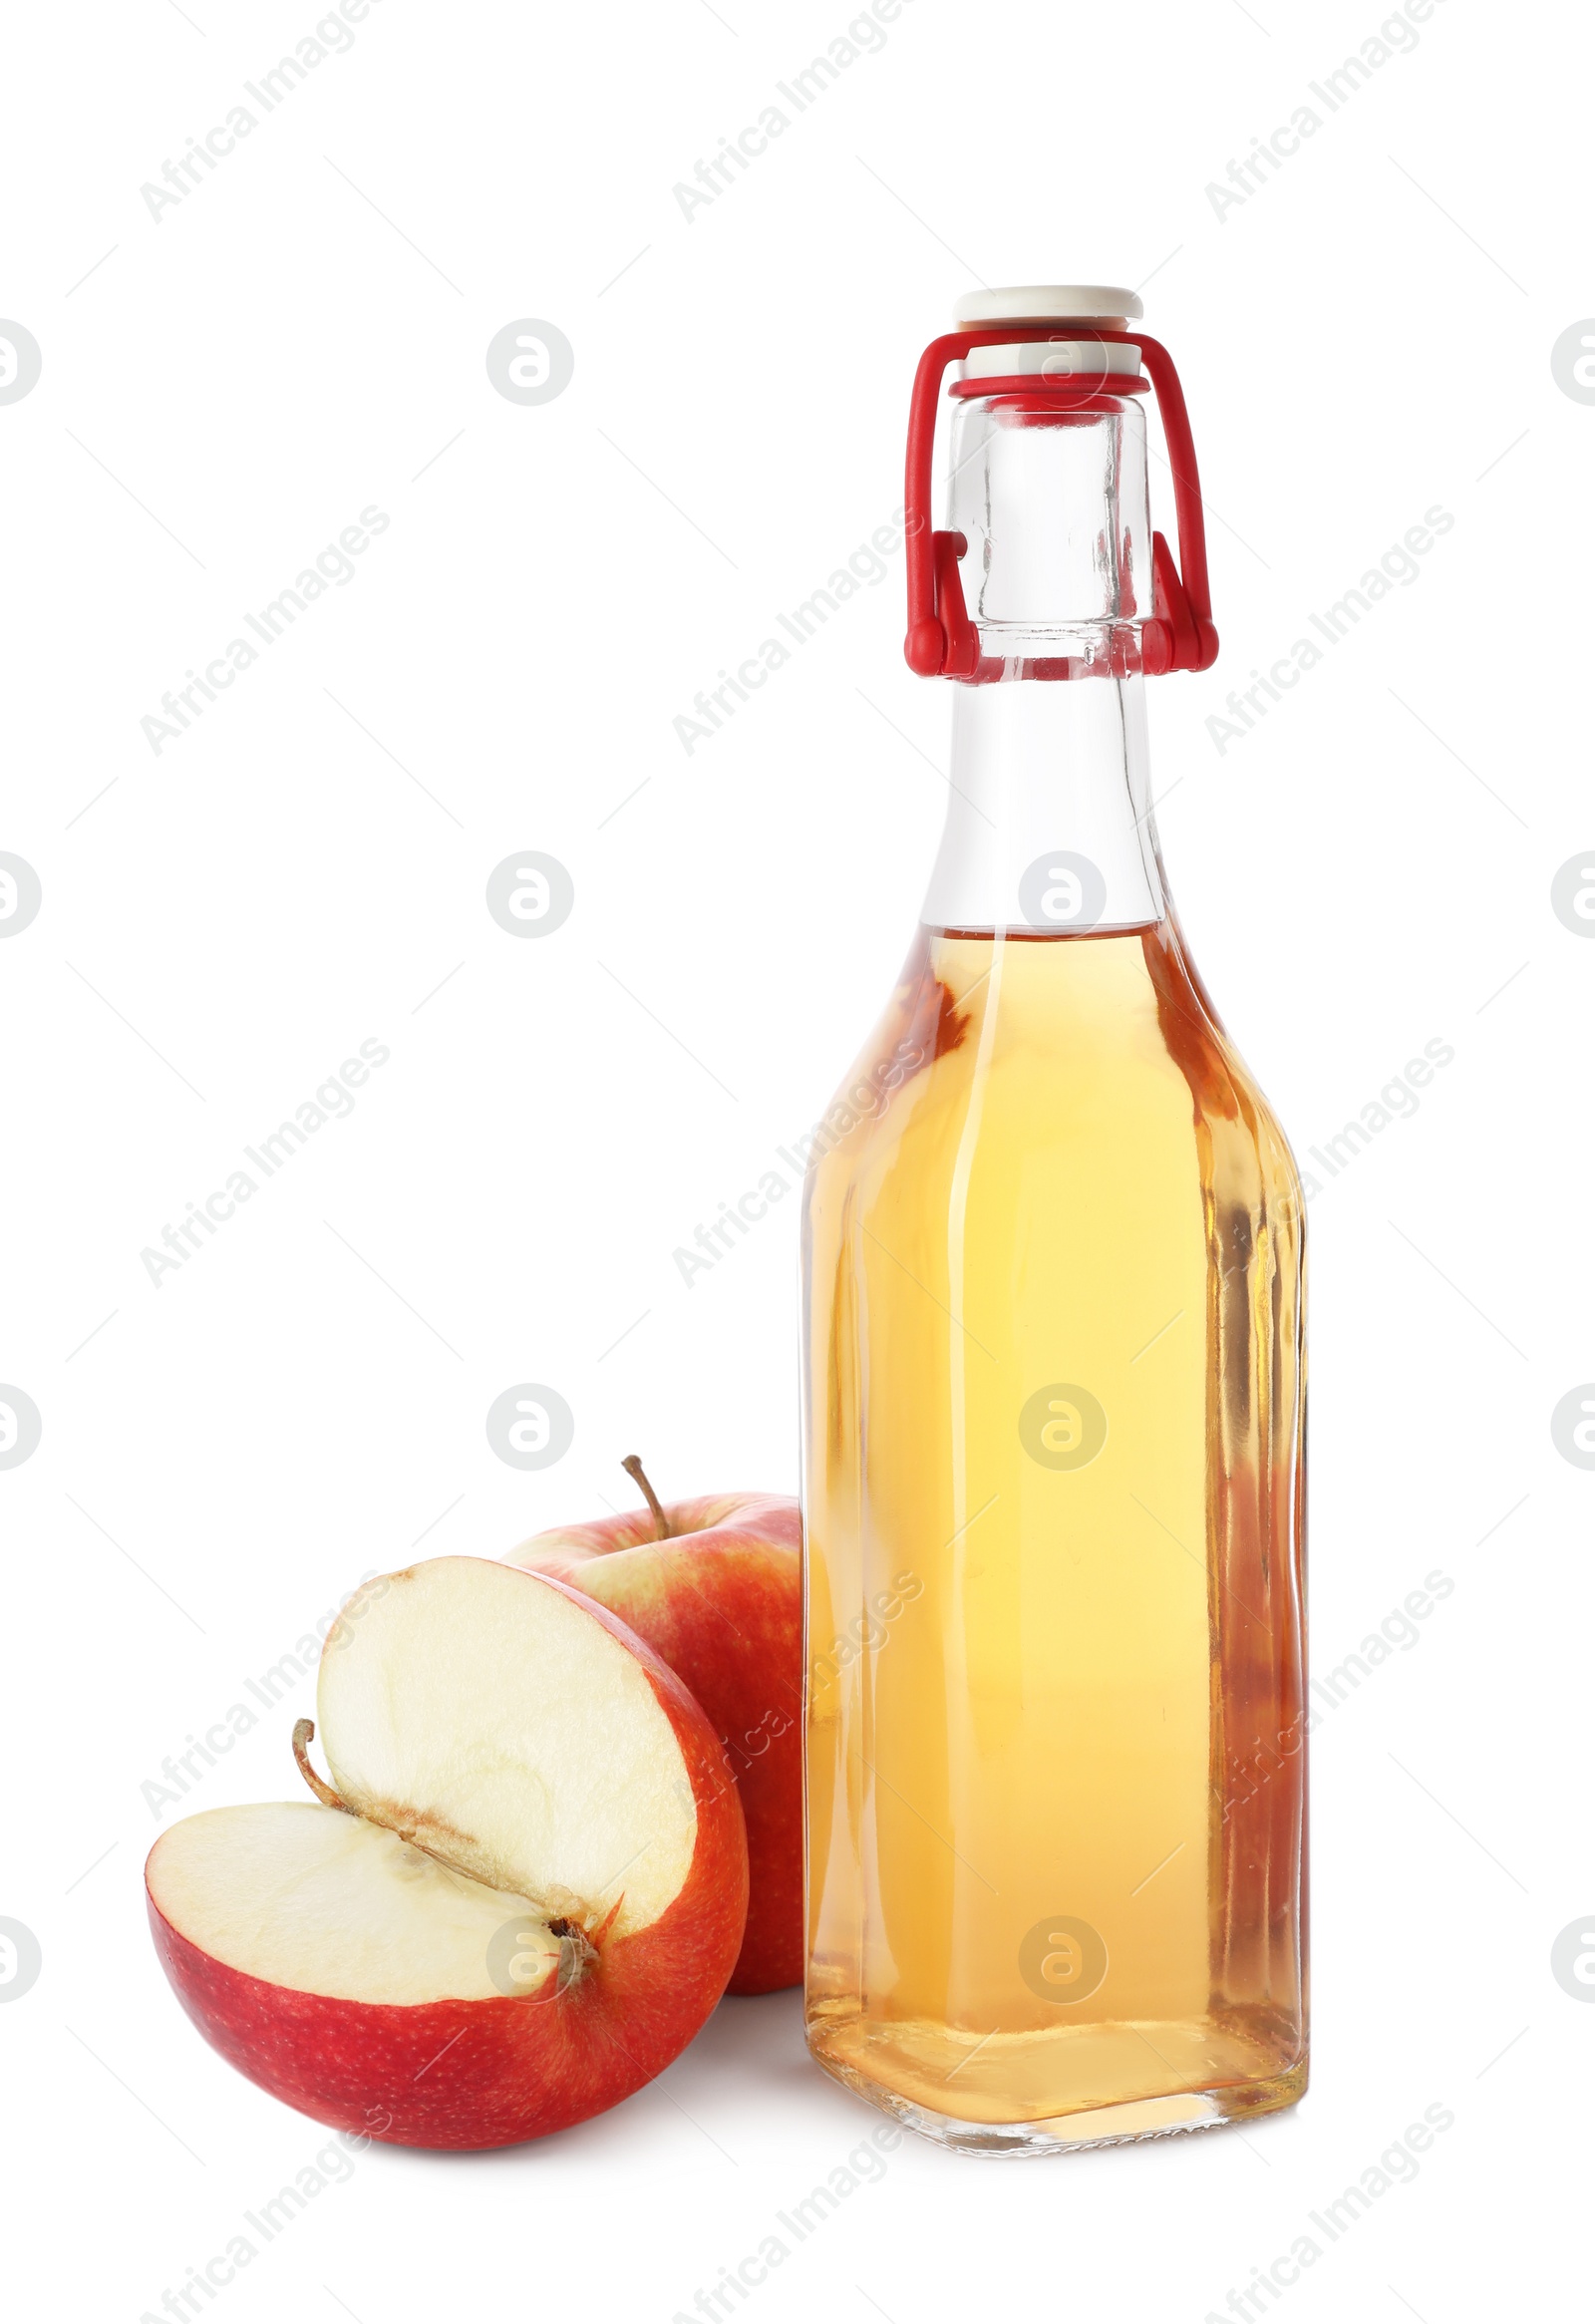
920 375 1168 935
948 380 1152 663
920 673 1166 935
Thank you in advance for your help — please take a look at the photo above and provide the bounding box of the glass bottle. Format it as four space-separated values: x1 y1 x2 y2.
800 287 1307 2154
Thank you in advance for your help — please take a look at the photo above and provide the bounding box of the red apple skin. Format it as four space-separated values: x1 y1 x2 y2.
511 1505 803 1998
146 1577 749 2151
510 1493 802 1995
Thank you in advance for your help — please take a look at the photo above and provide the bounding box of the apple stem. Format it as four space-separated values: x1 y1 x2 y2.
292 1718 353 1815
621 1454 672 1540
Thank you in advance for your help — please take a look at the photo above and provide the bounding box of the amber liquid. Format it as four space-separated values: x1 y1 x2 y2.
801 920 1307 2146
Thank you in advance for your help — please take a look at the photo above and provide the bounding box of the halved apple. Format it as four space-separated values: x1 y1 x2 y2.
146 1558 749 2149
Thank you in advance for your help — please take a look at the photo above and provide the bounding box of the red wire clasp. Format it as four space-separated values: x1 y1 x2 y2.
903 326 1219 680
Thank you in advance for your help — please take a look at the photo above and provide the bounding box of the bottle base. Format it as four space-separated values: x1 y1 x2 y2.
806 2031 1307 2158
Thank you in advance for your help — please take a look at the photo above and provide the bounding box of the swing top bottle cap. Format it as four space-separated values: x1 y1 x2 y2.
904 287 1218 677
954 286 1144 381
952 285 1144 326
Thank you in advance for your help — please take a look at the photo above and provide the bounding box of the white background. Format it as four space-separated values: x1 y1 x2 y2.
2 0 1588 2316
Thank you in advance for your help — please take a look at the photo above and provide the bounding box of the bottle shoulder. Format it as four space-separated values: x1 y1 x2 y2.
804 922 1302 1219
1140 915 1305 1210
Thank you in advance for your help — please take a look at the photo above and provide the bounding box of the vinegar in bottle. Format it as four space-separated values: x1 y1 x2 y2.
800 288 1307 2154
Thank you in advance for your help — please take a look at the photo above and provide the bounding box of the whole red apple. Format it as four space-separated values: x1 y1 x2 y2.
146 1557 748 2149
509 1460 801 1994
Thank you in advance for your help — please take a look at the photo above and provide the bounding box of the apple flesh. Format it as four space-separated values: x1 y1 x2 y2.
509 1471 802 1994
146 1557 748 2149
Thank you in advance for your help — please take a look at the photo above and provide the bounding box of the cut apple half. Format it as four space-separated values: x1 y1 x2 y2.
147 1558 749 2149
